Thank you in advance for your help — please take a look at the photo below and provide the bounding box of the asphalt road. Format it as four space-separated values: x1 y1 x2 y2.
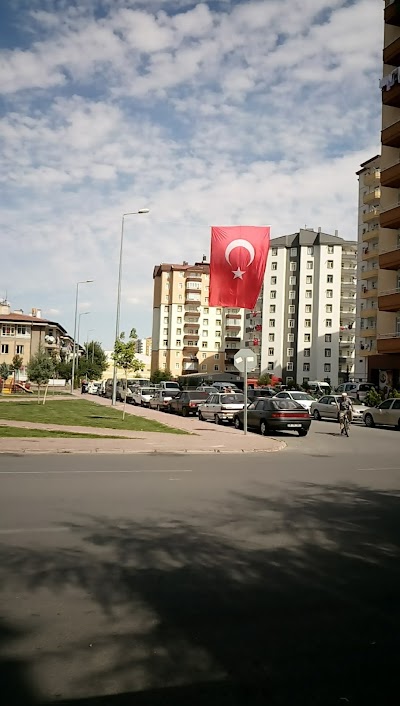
0 421 399 706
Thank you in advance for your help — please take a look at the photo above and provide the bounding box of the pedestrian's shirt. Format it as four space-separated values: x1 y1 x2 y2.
339 399 352 412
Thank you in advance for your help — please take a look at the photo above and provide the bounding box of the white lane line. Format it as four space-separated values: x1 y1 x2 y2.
0 527 70 535
357 466 400 472
0 469 193 475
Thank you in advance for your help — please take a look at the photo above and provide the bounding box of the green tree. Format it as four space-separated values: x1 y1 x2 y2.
364 388 382 407
258 373 271 387
80 341 108 382
27 347 55 404
151 368 173 384
112 329 144 419
0 363 10 394
55 360 72 383
11 354 23 384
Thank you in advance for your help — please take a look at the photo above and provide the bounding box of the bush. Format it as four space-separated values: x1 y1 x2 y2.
364 388 382 407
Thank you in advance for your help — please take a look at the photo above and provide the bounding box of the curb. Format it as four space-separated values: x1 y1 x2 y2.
0 442 286 455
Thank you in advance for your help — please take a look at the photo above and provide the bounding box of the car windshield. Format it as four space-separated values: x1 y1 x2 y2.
141 388 155 395
291 392 314 401
221 394 244 404
272 399 302 410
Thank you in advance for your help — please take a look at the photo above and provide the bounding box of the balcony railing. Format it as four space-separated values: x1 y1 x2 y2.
385 0 400 26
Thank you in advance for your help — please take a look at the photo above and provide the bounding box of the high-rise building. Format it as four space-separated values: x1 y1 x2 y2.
376 0 400 388
135 337 152 356
355 156 381 382
244 230 357 387
151 261 244 377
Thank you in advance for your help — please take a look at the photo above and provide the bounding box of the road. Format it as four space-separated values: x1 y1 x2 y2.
0 421 399 706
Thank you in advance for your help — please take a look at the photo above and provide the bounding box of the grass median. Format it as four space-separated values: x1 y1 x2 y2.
0 426 127 439
0 399 187 434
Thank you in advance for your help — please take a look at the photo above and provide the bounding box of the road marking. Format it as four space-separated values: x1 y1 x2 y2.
357 466 400 472
0 527 70 535
0 469 193 475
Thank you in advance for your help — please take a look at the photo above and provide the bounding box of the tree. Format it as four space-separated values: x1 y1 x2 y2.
55 361 72 383
365 388 382 408
258 373 271 387
151 368 173 385
27 347 55 404
112 329 144 419
0 363 10 394
11 354 23 384
80 340 108 382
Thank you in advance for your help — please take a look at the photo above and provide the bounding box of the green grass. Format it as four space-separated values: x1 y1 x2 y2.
0 426 127 439
0 399 187 434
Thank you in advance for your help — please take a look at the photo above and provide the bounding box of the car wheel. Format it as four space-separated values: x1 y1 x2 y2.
182 407 188 417
215 414 222 425
397 418 400 431
364 413 375 428
234 416 243 430
198 411 204 421
298 429 308 437
313 409 321 421
260 420 269 436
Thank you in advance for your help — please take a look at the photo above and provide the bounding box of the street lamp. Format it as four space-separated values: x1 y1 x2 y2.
71 280 93 393
76 312 90 372
112 209 150 405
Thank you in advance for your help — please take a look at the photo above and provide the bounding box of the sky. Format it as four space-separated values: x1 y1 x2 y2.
0 0 382 346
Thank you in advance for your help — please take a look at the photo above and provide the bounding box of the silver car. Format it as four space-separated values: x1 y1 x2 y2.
311 395 365 422
198 392 245 424
363 398 400 429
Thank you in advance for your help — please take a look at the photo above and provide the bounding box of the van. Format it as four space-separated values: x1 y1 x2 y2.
335 382 375 401
307 381 331 396
159 381 180 390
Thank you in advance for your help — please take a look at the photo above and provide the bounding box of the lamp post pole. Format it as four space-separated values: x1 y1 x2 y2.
70 280 93 393
76 312 90 374
112 209 149 405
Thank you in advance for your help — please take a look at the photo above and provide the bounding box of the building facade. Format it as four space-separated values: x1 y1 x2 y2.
244 230 357 387
0 301 69 381
151 262 244 377
136 337 152 356
375 0 400 388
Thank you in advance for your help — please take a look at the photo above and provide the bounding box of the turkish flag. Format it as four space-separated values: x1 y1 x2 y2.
209 225 270 309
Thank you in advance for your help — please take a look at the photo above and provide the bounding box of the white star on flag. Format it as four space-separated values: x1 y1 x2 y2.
232 268 245 279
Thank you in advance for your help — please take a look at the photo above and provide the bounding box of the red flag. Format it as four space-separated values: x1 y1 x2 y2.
209 226 270 309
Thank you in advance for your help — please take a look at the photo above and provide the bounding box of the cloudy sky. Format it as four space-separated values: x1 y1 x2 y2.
0 0 381 346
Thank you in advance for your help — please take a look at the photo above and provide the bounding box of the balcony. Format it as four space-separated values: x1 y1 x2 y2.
363 188 381 205
363 208 380 223
385 0 400 26
360 306 377 318
380 159 400 188
225 336 241 342
184 320 199 327
182 363 199 372
183 332 199 340
360 267 379 280
361 287 378 299
339 338 355 346
183 344 199 353
186 271 202 282
382 118 400 147
185 296 201 304
379 245 400 269
364 170 381 186
225 323 241 330
184 309 199 317
377 332 400 353
361 328 377 338
380 203 400 229
378 287 400 311
384 35 400 66
382 78 400 107
185 282 202 291
362 228 380 242
362 246 379 261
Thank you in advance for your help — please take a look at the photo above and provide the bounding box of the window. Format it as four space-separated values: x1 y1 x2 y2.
17 326 27 335
163 317 169 324
288 319 295 328
305 319 311 327
305 304 312 313
327 274 333 283
270 305 276 313
324 364 331 372
163 328 168 335
268 347 274 356
289 305 295 314
163 339 168 346
176 351 179 357
326 319 332 327
178 305 182 312
164 305 169 312
325 334 331 342
176 339 181 346
205 297 209 304
216 319 221 326
203 319 209 325
271 248 278 256
215 330 221 337
202 352 207 359
201 364 207 371
307 261 313 270
269 333 275 342
267 362 274 371
179 282 183 289
202 330 208 337
271 276 277 285
175 363 180 369
177 317 182 324
291 247 297 256
214 365 219 371
307 246 314 255
290 262 297 271
304 348 310 357
289 290 296 300
304 333 311 342
16 345 24 354
326 304 332 313
303 363 310 372
326 289 333 298
271 262 277 270
288 333 294 342
216 308 221 314
306 275 313 284
287 348 294 357
305 289 312 298
327 260 334 269
325 348 331 357
215 341 221 348
202 341 207 348
328 245 334 254
1 344 9 354
287 362 294 371
270 290 276 299
214 353 219 360
269 319 275 327
289 276 296 285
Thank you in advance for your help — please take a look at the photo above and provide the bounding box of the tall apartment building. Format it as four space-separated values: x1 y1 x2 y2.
376 0 400 388
244 230 357 387
135 337 152 356
355 156 381 382
151 261 244 377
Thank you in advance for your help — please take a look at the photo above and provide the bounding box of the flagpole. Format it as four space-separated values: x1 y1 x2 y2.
243 356 248 435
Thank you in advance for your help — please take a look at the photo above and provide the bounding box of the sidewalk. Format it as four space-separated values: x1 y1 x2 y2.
0 394 286 455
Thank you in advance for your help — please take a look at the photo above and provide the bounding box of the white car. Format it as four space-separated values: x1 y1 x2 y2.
148 389 180 411
335 382 375 402
363 398 400 429
273 391 314 412
310 395 365 422
198 392 245 424
129 386 158 407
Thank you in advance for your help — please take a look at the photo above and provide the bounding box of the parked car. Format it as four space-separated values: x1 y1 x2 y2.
310 395 365 422
198 392 245 424
195 386 218 394
148 389 181 411
129 386 159 407
247 388 275 403
211 381 241 392
167 391 210 416
273 390 314 412
233 398 311 436
88 381 101 394
363 398 400 429
97 380 106 396
335 382 375 401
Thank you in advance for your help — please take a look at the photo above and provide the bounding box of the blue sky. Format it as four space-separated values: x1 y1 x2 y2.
0 0 381 347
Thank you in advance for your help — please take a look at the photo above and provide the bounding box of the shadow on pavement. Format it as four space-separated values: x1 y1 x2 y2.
1 483 400 705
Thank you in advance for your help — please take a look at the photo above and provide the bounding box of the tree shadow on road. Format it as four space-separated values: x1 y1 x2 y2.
1 483 400 705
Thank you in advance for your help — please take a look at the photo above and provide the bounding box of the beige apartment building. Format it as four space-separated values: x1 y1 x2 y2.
375 0 400 387
0 300 70 381
151 261 244 378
